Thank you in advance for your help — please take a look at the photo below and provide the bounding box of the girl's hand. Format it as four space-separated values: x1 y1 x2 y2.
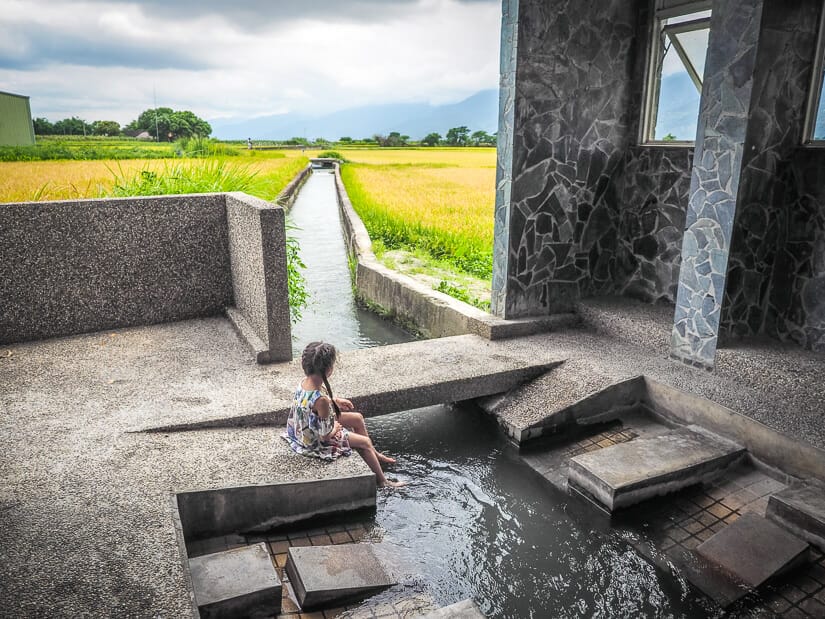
325 421 343 441
335 397 354 411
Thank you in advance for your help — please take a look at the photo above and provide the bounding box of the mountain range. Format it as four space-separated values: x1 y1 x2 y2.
209 89 499 141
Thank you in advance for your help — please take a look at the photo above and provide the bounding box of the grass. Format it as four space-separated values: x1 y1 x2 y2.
340 157 495 279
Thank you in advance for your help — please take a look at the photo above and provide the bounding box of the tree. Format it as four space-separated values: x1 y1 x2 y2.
445 126 470 146
32 117 55 135
421 132 442 146
53 116 93 136
126 107 211 141
471 130 494 146
92 120 121 136
338 136 353 143
662 132 677 141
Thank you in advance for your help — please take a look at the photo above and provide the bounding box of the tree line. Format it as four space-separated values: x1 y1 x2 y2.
32 107 211 141
285 126 496 148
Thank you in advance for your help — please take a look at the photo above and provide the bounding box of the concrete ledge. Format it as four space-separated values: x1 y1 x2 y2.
767 479 825 551
176 474 376 540
276 163 312 210
225 307 271 363
643 378 825 481
334 163 577 340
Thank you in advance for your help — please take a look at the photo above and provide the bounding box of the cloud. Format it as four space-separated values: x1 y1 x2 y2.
0 23 211 70
0 0 502 124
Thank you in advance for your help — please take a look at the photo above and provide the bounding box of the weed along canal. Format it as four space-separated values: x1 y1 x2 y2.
287 166 414 355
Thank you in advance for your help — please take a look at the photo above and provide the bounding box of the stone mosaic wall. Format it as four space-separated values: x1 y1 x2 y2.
494 0 638 318
671 0 765 368
720 0 824 352
615 146 693 303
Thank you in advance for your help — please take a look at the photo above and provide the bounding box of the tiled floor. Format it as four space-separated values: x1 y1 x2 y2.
521 417 825 618
188 520 436 619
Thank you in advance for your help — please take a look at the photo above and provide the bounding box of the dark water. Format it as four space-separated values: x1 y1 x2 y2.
288 169 414 356
367 405 718 619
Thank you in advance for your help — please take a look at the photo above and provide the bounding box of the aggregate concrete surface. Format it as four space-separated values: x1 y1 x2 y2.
2 301 824 616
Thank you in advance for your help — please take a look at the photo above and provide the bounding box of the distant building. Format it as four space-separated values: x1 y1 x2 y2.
0 91 35 146
135 131 153 140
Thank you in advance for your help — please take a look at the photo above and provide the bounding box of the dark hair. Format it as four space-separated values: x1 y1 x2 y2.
301 341 341 418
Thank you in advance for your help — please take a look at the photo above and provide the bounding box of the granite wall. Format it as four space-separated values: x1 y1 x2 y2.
0 192 292 361
720 0 825 352
492 0 639 318
0 194 232 343
226 192 292 362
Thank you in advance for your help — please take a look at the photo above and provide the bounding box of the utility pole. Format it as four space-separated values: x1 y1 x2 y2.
153 86 159 141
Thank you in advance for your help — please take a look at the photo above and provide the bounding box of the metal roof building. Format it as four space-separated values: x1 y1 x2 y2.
0 91 35 146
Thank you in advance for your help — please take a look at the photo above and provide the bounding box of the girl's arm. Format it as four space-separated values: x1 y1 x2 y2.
314 397 342 441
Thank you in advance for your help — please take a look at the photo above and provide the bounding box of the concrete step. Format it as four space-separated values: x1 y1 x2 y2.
285 544 395 611
567 427 745 511
767 478 825 551
188 543 281 618
421 598 486 618
687 513 810 607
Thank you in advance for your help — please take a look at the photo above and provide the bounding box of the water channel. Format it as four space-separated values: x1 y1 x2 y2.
287 168 414 356
284 170 717 617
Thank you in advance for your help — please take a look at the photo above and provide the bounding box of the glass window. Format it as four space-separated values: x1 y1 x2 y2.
643 8 711 143
804 5 825 142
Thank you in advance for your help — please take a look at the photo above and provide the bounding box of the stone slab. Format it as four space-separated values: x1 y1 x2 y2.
767 478 825 551
421 598 486 618
567 428 744 511
189 543 281 618
285 544 395 610
697 513 809 595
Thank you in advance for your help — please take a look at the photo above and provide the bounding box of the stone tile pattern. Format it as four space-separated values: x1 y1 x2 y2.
493 0 637 317
645 465 825 617
720 0 824 353
0 193 232 344
615 147 693 303
670 0 765 368
491 0 519 316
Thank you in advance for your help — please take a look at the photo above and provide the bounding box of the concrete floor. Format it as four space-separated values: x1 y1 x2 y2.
1 300 824 616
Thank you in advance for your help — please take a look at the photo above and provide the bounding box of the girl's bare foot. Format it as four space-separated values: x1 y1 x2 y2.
376 451 396 464
378 478 407 489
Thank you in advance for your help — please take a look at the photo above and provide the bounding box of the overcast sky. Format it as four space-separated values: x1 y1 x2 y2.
0 0 501 124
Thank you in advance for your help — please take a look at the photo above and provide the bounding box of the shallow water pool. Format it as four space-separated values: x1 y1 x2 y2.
365 404 718 618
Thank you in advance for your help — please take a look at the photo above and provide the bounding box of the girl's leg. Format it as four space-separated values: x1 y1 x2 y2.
339 412 395 464
347 433 404 488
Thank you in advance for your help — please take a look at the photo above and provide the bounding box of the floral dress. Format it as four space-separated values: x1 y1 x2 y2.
283 383 351 460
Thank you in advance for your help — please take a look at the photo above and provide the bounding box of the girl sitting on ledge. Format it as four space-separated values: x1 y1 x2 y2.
284 341 405 488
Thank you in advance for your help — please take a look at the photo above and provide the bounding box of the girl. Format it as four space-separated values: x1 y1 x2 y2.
284 341 404 488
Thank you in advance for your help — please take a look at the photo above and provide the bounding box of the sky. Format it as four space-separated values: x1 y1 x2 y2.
0 0 502 124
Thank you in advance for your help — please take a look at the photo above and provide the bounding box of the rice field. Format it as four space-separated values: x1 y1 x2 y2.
338 148 496 279
0 151 309 203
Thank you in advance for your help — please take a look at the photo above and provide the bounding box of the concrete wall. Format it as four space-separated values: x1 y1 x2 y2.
226 193 292 362
0 192 292 361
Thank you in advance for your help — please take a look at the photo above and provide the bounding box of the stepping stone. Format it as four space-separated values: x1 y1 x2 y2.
567 427 744 511
693 513 809 606
421 598 486 618
285 544 395 610
767 478 825 551
189 542 281 618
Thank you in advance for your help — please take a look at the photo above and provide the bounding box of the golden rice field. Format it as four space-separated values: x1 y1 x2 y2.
0 150 309 203
338 148 496 278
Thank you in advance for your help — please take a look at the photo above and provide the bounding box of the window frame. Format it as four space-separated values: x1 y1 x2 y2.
640 1 712 146
803 3 825 146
